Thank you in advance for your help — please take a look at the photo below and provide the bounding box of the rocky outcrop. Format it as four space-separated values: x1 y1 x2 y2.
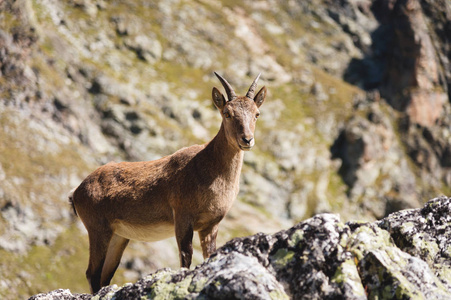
376 0 451 192
331 97 419 218
340 0 450 127
29 196 451 299
335 0 451 211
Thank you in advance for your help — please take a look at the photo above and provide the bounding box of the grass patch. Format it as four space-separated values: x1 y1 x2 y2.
0 10 21 32
0 225 92 299
0 108 92 211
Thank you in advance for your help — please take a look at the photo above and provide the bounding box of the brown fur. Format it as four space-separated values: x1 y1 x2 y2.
70 73 266 294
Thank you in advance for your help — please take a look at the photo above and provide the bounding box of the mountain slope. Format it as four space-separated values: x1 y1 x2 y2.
0 0 450 298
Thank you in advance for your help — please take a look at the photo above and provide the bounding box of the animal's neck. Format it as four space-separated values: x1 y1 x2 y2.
204 123 244 179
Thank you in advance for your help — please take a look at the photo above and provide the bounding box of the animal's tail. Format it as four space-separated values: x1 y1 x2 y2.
68 187 78 216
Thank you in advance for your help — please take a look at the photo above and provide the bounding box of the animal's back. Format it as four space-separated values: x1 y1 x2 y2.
72 145 205 227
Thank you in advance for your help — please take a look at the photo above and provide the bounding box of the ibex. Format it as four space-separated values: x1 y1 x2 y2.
69 72 266 293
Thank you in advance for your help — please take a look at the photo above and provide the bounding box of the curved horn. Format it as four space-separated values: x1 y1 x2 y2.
214 72 237 101
246 73 261 99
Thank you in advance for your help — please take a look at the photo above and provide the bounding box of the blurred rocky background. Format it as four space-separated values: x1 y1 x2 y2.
0 0 450 298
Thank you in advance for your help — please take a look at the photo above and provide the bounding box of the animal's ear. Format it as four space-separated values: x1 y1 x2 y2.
212 87 226 110
254 86 266 108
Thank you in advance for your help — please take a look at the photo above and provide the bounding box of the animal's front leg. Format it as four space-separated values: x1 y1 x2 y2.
174 214 194 268
199 223 219 259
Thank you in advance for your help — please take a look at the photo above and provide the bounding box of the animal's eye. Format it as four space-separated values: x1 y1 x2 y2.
224 112 231 119
255 113 260 119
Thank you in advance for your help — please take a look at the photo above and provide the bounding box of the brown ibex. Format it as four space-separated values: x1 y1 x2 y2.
69 72 267 294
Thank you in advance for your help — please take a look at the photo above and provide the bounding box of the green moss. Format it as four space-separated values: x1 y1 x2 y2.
171 275 194 298
288 229 304 248
39 35 56 56
31 55 66 91
394 283 422 299
148 270 195 300
434 264 451 287
331 259 366 297
440 186 451 198
152 61 211 102
219 0 248 9
411 234 440 263
269 289 290 300
0 224 98 298
348 223 451 299
188 277 208 293
310 66 361 117
31 0 52 24
270 248 295 268
348 225 390 260
326 171 348 213
399 222 416 234
0 10 21 32
266 84 310 129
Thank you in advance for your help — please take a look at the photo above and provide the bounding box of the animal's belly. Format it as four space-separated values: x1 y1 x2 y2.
113 221 175 242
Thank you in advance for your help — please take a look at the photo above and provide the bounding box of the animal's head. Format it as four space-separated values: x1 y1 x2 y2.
212 72 266 151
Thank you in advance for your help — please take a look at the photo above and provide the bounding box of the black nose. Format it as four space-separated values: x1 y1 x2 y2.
242 137 254 144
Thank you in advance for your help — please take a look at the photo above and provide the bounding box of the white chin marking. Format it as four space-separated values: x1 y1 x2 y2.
239 145 252 151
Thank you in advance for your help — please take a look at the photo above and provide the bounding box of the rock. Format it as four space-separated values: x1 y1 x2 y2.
29 289 90 300
380 0 447 127
340 0 451 198
310 82 329 102
29 196 451 299
0 202 55 253
331 99 418 218
124 34 162 63
406 90 447 128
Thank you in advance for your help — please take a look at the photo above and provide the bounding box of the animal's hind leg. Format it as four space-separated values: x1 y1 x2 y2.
86 229 113 294
100 234 130 288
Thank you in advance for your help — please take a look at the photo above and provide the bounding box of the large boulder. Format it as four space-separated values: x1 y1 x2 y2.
30 196 451 299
